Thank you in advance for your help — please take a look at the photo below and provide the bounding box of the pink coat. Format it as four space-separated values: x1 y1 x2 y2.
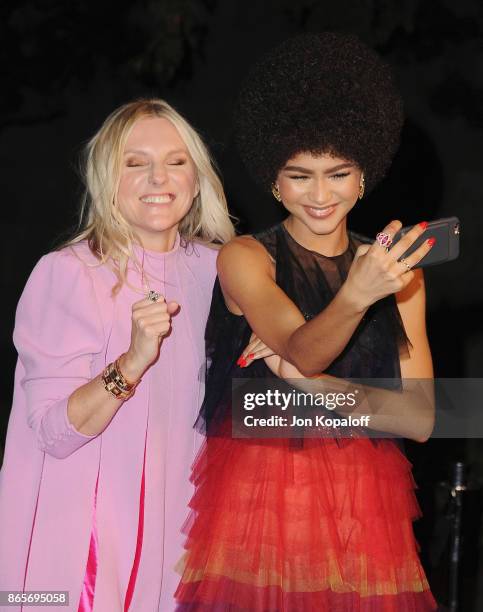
0 237 217 611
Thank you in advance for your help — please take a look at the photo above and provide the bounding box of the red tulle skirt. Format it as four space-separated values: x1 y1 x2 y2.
175 433 437 611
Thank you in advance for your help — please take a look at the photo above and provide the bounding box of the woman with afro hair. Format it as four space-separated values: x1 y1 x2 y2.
175 33 438 610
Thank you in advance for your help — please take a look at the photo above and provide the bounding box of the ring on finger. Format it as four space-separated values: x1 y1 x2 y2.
375 231 393 250
148 290 161 302
399 257 412 273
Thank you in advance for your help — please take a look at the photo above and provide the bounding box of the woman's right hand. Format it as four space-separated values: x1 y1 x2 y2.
119 296 179 382
343 220 434 311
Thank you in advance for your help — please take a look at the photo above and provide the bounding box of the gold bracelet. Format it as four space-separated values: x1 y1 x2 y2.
102 356 139 400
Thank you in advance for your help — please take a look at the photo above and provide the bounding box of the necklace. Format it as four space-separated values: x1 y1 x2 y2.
140 248 167 304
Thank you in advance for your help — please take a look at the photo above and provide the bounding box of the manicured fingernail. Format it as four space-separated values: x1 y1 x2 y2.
247 353 255 359
427 237 436 247
237 357 247 367
419 221 428 230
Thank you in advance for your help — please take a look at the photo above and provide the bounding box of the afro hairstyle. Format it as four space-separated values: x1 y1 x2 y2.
234 32 404 193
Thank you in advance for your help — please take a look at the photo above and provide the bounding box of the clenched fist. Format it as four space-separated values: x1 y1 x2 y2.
119 295 179 382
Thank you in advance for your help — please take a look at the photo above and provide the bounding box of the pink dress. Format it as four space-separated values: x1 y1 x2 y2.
0 235 217 611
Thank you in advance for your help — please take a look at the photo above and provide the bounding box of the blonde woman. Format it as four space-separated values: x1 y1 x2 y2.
0 99 235 611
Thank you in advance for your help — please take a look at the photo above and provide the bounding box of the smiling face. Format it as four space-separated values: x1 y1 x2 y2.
117 116 199 251
276 152 362 245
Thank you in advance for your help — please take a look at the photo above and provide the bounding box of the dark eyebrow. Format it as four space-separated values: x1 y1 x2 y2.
283 162 355 174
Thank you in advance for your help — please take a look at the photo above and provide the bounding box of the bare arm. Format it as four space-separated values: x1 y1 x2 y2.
220 220 432 376
15 251 179 458
66 373 125 437
67 297 179 436
219 237 367 376
264 270 435 442
396 268 433 379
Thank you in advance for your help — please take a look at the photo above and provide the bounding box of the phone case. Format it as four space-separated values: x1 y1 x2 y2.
391 216 460 268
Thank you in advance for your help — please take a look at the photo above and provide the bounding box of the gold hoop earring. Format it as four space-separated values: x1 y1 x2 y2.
358 174 365 200
271 184 282 202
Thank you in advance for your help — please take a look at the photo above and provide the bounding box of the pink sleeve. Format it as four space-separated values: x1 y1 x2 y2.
13 248 105 459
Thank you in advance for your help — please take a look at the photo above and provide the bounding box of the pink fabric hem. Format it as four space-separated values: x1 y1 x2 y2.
78 474 99 612
124 448 146 611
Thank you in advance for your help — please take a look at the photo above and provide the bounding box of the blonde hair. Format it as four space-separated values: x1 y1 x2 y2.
65 98 235 291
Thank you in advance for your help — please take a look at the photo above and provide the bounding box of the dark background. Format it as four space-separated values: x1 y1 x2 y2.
1 0 482 609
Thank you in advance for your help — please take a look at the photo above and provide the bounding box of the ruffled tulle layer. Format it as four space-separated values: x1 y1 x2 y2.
175 435 437 611
176 578 437 611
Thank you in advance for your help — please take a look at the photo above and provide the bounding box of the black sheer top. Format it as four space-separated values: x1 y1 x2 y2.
195 223 409 436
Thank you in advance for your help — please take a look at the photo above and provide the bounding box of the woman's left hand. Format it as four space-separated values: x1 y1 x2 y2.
237 332 275 367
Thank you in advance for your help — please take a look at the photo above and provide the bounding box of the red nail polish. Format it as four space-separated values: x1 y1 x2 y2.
237 357 247 367
248 353 255 359
428 237 436 247
419 221 428 230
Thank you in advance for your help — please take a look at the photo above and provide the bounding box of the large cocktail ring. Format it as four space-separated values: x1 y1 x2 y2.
147 290 161 302
375 231 393 250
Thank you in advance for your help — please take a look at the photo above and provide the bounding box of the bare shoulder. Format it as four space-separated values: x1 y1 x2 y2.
216 235 275 314
217 235 271 275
